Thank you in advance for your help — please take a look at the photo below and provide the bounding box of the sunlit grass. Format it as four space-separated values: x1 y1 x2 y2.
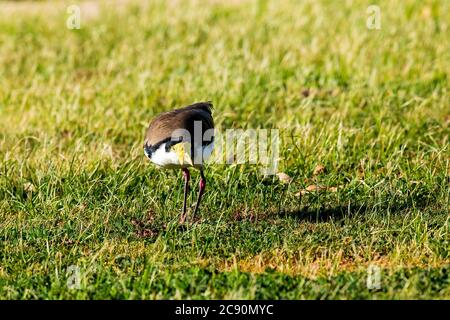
0 0 449 299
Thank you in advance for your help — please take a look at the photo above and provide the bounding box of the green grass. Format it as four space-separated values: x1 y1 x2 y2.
0 0 449 299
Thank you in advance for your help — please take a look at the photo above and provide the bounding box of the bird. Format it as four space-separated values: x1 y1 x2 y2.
143 101 214 224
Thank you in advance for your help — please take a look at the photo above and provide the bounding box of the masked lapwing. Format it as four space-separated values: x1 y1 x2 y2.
144 102 214 224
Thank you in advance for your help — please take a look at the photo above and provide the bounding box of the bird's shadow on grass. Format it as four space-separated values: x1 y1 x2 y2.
272 201 425 223
275 206 366 222
125 200 431 241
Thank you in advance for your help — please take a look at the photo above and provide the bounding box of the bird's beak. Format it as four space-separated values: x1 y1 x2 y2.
172 143 193 166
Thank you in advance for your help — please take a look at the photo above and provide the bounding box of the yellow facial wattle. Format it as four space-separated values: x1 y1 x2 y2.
172 142 193 166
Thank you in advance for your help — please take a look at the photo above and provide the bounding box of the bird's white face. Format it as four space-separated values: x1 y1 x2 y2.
148 142 214 169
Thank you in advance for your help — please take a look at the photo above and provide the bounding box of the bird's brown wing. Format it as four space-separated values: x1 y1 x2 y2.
144 102 214 149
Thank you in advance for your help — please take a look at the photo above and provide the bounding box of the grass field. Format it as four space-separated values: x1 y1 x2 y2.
0 0 449 299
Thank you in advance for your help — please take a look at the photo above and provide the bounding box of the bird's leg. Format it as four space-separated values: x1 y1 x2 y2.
192 169 206 221
179 168 190 224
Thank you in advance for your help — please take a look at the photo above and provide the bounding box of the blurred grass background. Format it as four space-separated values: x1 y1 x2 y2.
0 0 448 299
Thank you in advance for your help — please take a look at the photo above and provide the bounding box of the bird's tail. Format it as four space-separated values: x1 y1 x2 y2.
184 101 213 114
